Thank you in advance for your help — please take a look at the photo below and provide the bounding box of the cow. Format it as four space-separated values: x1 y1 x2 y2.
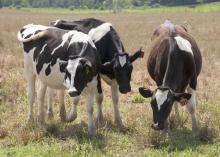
17 24 102 137
139 20 202 132
48 18 144 127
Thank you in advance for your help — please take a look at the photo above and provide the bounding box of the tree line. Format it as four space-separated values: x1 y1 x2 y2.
0 0 219 9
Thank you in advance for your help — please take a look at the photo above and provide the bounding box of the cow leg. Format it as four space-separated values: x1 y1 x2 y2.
65 96 79 122
58 90 66 122
187 86 198 132
24 57 36 122
37 81 47 124
26 74 36 122
95 75 104 125
86 92 96 137
174 101 181 124
111 83 122 127
47 88 54 120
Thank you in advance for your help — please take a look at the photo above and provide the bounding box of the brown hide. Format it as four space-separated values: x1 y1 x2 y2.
147 24 202 85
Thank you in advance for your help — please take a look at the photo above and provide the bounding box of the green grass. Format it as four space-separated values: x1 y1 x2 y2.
4 2 220 15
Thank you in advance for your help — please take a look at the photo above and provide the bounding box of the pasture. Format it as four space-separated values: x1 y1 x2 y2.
0 7 220 156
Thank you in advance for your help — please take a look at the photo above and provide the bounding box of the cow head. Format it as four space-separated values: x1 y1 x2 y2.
102 49 144 94
60 56 94 97
139 86 191 130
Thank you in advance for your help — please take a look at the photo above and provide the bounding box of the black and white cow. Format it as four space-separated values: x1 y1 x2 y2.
139 20 202 132
17 24 102 137
48 18 144 126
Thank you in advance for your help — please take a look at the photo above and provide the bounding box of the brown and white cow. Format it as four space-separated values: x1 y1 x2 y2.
139 20 202 132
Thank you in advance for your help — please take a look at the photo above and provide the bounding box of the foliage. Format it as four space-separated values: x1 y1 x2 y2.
0 0 220 9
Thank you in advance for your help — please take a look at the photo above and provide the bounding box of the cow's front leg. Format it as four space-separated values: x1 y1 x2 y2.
95 76 104 125
86 92 96 137
65 96 79 122
37 81 47 124
47 88 54 120
111 83 122 127
187 87 198 132
58 90 66 122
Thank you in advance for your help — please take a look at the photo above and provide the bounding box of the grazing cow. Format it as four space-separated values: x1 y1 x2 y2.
48 18 144 126
139 20 202 132
17 24 101 137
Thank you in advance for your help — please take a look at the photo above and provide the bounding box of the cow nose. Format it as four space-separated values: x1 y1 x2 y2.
119 86 131 94
151 123 164 131
68 88 79 97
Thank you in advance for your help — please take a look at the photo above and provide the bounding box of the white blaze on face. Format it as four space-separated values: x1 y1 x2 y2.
174 36 193 55
64 58 81 91
119 55 127 67
88 23 112 42
155 89 169 110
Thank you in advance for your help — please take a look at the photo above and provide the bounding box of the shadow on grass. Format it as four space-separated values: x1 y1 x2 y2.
44 118 136 150
136 126 218 152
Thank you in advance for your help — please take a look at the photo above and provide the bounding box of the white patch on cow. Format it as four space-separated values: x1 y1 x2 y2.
155 89 169 110
38 59 66 89
40 44 47 54
65 58 81 91
174 36 193 55
69 32 95 48
88 23 112 42
152 122 159 128
119 55 127 67
21 24 49 39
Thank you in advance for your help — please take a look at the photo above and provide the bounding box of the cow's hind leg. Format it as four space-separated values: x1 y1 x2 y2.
47 88 54 120
37 81 47 124
187 78 198 132
24 56 36 122
111 83 122 127
95 75 104 125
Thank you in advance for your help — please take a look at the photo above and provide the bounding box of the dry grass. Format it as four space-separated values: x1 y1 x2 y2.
0 8 220 156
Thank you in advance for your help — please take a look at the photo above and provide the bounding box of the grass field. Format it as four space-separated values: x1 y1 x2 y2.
0 6 220 157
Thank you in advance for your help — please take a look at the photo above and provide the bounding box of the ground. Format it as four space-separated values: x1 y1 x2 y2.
0 7 220 157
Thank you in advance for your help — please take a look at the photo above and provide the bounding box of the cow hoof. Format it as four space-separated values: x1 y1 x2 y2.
65 113 77 122
47 111 54 120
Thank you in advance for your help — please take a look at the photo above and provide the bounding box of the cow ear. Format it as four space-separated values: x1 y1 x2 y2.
83 60 93 74
173 93 191 103
129 47 144 63
100 61 113 73
139 87 153 98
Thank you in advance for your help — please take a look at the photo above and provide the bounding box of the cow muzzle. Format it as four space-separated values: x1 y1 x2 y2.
68 87 79 97
119 86 131 94
151 122 164 131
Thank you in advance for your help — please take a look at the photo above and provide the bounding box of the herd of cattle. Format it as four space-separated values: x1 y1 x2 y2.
17 18 202 137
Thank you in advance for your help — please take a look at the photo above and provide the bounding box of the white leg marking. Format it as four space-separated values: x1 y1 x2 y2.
37 81 47 124
111 83 122 127
187 87 198 131
86 92 96 137
24 54 36 122
47 88 54 120
58 90 66 122
96 93 104 125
